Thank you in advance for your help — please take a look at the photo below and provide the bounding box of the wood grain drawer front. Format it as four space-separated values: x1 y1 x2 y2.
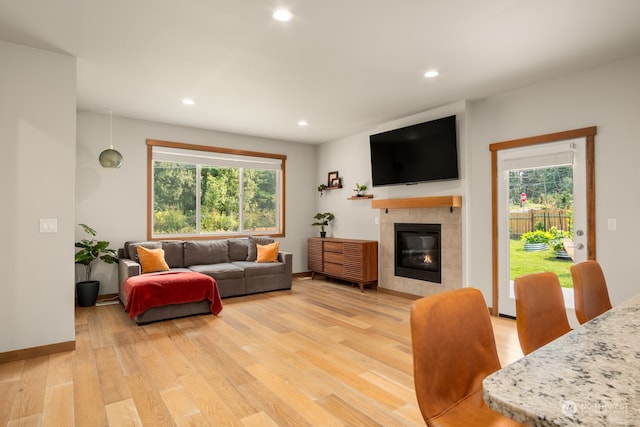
324 251 344 265
323 241 344 253
307 238 323 272
323 262 344 277
343 242 378 282
307 237 378 291
342 243 364 280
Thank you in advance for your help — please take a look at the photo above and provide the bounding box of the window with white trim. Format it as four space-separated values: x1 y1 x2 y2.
147 140 285 239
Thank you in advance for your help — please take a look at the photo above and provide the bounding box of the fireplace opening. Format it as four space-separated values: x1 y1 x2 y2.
394 223 441 283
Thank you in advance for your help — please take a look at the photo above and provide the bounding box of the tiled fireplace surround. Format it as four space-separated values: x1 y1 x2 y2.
374 196 462 297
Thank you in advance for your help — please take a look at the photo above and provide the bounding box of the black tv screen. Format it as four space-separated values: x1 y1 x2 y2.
370 115 458 187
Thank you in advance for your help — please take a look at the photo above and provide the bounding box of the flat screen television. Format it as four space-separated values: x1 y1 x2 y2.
369 115 458 187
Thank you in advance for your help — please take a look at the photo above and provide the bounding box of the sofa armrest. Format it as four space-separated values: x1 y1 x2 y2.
118 258 141 301
278 251 293 276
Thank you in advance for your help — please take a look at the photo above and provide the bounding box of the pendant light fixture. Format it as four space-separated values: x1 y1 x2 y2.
99 110 123 168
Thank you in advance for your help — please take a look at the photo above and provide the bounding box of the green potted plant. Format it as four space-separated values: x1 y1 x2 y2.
74 223 118 306
354 183 367 197
317 183 328 197
312 212 335 237
549 227 572 259
520 229 552 251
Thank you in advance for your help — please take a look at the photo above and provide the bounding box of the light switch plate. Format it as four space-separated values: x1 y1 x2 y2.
40 218 58 233
607 218 617 231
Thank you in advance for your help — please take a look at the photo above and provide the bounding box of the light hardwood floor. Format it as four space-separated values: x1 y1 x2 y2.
0 278 523 426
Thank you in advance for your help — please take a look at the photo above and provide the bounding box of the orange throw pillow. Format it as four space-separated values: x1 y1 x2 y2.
137 246 170 273
256 242 280 263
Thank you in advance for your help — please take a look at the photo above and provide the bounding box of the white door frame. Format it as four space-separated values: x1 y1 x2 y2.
496 139 587 317
489 127 596 316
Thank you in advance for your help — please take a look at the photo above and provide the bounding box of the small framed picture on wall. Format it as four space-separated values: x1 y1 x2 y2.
328 171 339 187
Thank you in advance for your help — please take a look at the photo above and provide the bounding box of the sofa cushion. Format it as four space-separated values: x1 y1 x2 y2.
161 240 185 268
257 242 280 263
246 236 274 261
127 241 162 263
137 246 170 273
228 238 249 261
232 261 285 277
184 240 229 266
188 263 244 280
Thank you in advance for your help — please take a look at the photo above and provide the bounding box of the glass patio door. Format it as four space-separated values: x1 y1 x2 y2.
497 139 587 318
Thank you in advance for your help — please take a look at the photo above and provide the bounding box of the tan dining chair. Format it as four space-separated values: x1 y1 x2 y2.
571 260 612 324
410 288 524 426
514 272 571 355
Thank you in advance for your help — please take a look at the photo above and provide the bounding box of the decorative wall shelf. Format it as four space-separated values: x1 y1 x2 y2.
348 195 374 200
371 195 462 210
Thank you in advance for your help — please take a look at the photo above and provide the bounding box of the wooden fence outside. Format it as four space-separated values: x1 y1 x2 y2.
509 209 572 238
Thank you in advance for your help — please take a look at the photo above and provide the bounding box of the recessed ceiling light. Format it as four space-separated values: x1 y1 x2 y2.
273 8 293 22
297 120 308 127
424 70 439 78
182 98 195 105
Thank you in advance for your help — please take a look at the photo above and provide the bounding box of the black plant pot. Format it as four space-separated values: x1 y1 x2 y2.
76 280 100 307
320 231 327 238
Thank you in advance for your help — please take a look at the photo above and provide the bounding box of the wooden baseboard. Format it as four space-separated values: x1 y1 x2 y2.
376 287 422 300
97 293 119 302
0 340 76 363
293 272 312 278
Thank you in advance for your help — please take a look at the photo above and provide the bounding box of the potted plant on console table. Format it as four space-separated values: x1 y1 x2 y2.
312 212 335 238
74 223 118 307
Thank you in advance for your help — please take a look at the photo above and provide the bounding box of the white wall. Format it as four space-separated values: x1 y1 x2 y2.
4 42 638 356
318 55 640 308
468 55 640 306
0 41 76 353
76 112 318 294
316 101 469 287
316 101 468 238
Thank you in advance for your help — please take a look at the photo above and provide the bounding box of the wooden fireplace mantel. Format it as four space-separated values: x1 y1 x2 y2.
371 195 462 210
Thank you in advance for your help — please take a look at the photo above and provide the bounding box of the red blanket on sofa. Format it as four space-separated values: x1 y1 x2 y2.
123 271 223 319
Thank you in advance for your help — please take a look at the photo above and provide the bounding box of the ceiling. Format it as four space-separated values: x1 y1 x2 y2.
2 0 640 144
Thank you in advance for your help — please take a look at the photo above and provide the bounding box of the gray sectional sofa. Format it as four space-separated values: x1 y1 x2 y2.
117 236 292 323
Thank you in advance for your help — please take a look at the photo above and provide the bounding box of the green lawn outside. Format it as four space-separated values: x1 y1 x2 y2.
509 239 573 288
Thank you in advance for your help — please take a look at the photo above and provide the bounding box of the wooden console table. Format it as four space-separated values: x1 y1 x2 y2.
307 237 378 292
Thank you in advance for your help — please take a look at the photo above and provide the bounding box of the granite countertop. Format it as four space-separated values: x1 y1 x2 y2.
483 294 640 426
